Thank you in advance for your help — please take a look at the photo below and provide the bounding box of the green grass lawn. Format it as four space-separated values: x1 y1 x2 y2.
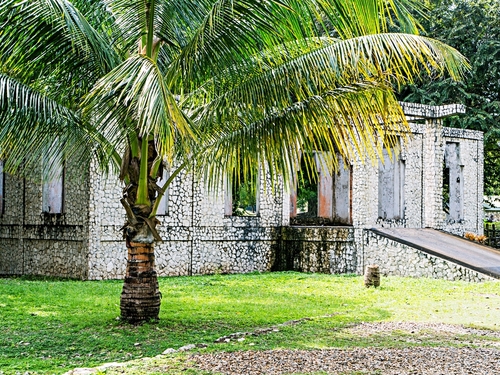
1 272 499 374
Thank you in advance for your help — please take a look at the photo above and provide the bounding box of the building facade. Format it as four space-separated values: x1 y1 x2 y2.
0 103 485 280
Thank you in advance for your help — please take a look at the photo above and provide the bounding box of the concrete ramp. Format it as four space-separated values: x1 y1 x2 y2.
371 228 500 279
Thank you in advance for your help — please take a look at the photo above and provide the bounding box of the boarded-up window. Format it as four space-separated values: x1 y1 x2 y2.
0 160 4 215
316 152 351 224
332 158 351 224
443 142 463 220
42 161 64 214
291 152 351 224
378 147 405 220
156 170 169 216
224 175 232 216
316 152 333 219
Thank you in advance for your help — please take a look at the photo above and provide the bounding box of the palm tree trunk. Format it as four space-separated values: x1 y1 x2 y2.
119 135 163 323
120 241 161 323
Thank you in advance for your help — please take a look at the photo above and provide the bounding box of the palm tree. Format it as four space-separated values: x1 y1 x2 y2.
0 0 467 323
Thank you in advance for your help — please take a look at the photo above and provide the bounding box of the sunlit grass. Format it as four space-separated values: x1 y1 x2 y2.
0 272 499 374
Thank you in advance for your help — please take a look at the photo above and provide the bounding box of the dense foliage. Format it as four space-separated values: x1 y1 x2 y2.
399 0 500 194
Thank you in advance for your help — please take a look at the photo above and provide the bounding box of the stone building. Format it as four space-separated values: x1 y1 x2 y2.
0 103 486 280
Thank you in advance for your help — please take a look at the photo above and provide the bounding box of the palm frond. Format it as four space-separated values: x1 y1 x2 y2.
0 0 120 84
83 55 196 161
103 0 157 54
186 29 468 192
155 0 213 49
166 0 329 89
168 0 428 90
194 80 406 192
0 74 118 179
313 0 424 37
185 33 467 141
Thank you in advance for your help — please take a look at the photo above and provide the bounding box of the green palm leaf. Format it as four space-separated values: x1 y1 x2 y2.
184 33 467 186
83 55 196 160
168 0 427 89
0 0 120 85
187 33 466 111
196 80 404 191
0 74 117 179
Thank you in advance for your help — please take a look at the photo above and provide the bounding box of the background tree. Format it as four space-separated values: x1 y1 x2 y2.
0 0 467 322
399 0 500 195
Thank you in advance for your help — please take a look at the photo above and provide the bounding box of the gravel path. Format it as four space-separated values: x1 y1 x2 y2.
191 347 500 375
67 322 500 375
191 322 500 375
346 322 500 338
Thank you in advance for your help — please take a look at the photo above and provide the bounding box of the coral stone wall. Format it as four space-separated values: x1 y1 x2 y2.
0 160 90 279
87 167 286 280
276 227 357 274
362 231 494 282
0 103 486 281
0 173 24 275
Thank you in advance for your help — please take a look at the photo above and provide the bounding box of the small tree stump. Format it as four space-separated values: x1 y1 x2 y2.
364 264 380 288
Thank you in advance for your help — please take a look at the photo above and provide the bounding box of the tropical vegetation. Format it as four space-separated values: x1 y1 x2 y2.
0 0 468 322
399 0 500 194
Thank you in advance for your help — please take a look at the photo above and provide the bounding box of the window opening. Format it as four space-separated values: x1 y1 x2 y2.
332 160 352 224
295 156 318 218
42 176 64 214
156 169 170 216
443 142 463 220
225 166 259 217
378 144 405 220
442 162 450 214
291 152 351 225
42 156 64 214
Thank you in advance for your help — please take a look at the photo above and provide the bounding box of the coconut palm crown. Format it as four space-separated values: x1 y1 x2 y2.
0 0 468 322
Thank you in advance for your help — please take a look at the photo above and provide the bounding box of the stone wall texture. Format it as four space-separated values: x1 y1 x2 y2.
276 227 356 274
86 167 284 279
362 231 495 282
0 159 90 279
0 104 488 282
